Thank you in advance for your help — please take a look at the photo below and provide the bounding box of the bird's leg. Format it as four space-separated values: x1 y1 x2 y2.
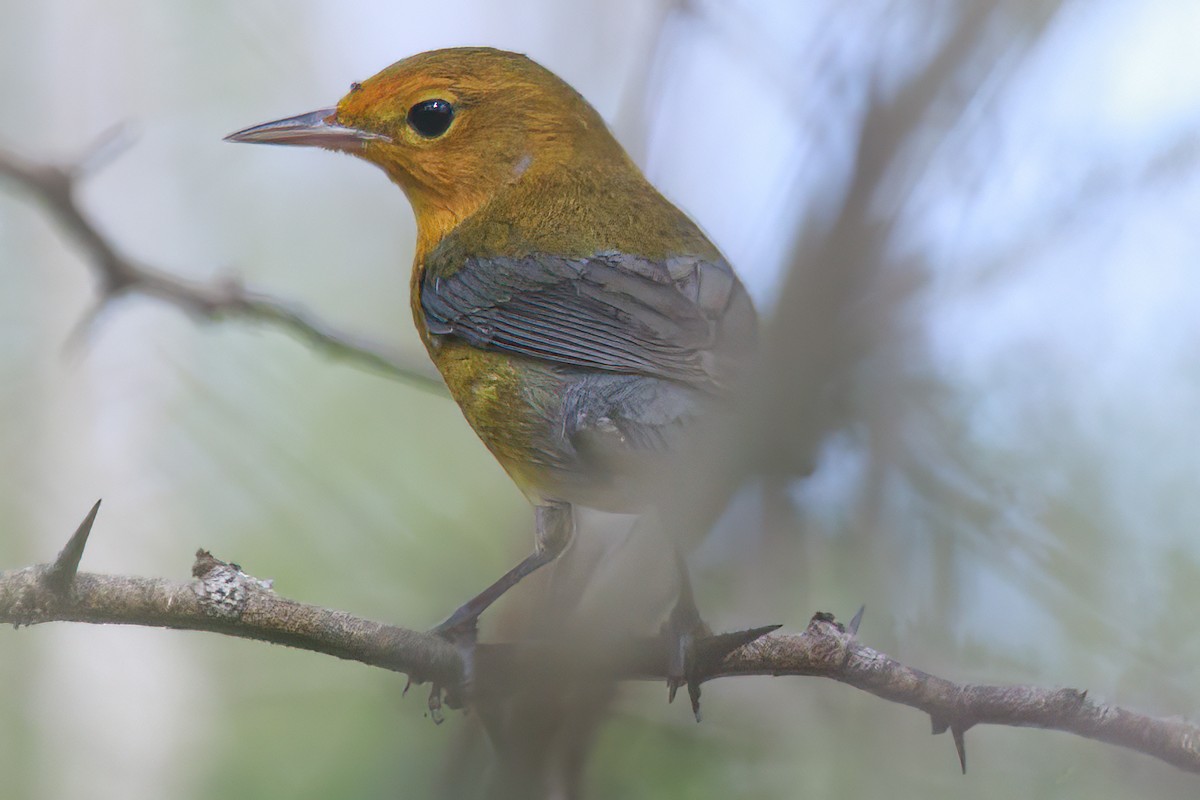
662 547 709 711
429 502 574 705
657 538 782 721
661 551 777 721
434 501 574 636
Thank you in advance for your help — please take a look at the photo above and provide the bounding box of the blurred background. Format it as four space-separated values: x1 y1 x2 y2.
3 0 1200 798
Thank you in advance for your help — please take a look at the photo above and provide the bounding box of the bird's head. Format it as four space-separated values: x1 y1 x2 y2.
226 47 627 248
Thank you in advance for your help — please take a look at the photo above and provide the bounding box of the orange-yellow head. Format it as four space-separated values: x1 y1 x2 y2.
226 47 630 252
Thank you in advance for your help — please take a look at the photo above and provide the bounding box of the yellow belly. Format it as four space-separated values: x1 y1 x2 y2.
425 335 565 500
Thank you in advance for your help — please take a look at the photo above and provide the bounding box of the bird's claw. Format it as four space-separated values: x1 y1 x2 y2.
662 602 712 722
665 623 783 721
424 615 478 715
427 684 445 724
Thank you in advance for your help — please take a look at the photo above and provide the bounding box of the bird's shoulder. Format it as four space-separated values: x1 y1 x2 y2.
418 167 756 388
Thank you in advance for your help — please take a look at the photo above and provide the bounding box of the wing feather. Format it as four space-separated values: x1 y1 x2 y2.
420 251 755 388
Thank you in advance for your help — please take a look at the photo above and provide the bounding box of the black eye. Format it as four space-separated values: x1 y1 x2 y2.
407 99 455 138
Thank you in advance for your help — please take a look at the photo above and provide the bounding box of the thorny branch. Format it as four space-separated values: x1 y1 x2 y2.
2 504 1199 776
0 138 445 394
3 99 1199 782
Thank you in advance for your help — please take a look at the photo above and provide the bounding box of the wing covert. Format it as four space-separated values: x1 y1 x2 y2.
420 251 755 388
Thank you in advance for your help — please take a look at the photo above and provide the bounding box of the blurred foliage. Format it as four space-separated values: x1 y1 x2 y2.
3 0 1200 798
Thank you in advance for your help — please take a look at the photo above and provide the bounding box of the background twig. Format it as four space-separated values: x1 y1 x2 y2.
0 143 445 393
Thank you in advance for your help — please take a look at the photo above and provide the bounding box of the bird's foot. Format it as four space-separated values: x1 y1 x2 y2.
423 612 480 716
662 596 711 721
663 615 782 722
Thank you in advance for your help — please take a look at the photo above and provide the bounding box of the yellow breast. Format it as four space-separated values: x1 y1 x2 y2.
419 315 567 501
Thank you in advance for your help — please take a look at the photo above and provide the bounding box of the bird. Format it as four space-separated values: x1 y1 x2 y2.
225 47 760 713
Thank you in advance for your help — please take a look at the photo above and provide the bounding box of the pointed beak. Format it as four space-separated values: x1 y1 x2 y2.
224 107 389 151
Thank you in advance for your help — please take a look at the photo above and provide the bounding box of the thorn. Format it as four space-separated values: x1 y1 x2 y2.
848 605 865 635
46 500 101 592
403 677 412 698
951 723 967 774
668 624 778 720
695 624 781 664
687 678 702 722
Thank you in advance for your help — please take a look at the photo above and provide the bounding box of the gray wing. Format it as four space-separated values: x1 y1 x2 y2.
420 250 756 390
